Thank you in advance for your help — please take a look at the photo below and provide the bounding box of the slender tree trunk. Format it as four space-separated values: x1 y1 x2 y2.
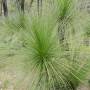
16 0 20 11
16 0 25 13
37 0 42 16
37 0 39 15
30 0 34 8
2 0 8 16
0 0 2 15
21 0 25 13
40 0 42 15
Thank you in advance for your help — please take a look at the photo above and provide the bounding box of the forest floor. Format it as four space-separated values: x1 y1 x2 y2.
77 85 90 90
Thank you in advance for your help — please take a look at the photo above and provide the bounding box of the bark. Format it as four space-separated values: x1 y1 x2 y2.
16 0 25 13
2 0 8 16
16 0 20 11
37 0 42 16
0 0 2 15
21 0 25 13
58 21 69 51
30 0 34 8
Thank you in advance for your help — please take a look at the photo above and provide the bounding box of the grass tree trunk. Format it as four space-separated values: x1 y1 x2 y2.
58 22 69 51
2 0 8 16
58 23 65 45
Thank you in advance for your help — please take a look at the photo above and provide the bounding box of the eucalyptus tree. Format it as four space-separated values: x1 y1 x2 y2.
21 0 25 13
2 0 8 16
30 0 34 8
16 0 42 15
0 0 2 15
29 0 42 15
37 0 42 15
16 0 25 13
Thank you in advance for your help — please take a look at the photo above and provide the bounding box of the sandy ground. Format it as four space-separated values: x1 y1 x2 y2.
77 85 90 90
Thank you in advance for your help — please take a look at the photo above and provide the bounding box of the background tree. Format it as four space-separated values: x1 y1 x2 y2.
2 0 8 16
0 0 2 15
21 0 25 13
16 0 25 13
30 0 43 15
37 0 42 15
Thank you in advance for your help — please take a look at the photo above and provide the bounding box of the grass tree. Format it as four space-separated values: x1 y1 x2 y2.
55 0 76 49
0 0 90 90
54 0 90 89
0 13 90 90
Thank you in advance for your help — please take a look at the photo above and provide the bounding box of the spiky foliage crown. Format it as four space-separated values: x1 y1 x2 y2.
0 0 90 90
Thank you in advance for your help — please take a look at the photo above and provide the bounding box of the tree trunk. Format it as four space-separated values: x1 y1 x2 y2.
21 0 25 13
37 0 42 16
30 0 34 8
16 0 20 11
16 0 25 13
0 0 2 15
2 0 8 16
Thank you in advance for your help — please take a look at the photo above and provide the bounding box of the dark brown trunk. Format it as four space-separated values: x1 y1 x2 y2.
16 0 25 13
21 0 25 13
2 0 8 16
